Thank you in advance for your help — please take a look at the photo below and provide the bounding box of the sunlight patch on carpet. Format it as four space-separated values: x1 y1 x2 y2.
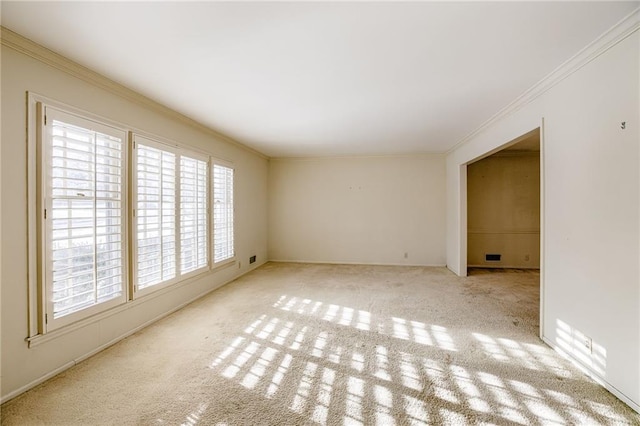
204 291 633 425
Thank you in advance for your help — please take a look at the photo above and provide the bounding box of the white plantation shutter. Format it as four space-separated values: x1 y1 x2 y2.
180 156 208 273
135 143 176 290
133 136 209 294
35 99 231 333
44 109 126 328
213 164 234 263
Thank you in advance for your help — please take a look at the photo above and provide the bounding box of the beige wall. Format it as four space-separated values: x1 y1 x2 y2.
269 155 446 266
446 28 639 410
467 152 540 268
1 39 268 401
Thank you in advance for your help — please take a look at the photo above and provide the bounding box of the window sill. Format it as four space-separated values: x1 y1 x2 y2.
212 257 237 271
26 264 233 348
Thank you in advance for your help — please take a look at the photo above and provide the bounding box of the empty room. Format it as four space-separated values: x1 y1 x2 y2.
1 2 639 425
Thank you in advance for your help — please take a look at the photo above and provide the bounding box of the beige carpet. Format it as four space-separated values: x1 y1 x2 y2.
2 262 639 425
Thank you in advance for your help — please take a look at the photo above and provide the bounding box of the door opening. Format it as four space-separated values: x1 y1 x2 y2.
465 127 542 336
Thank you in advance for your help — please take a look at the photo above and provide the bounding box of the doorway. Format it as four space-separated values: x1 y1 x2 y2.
464 127 542 335
467 129 540 269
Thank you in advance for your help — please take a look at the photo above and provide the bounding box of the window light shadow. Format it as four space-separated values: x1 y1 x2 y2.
198 295 639 425
274 295 457 351
555 319 607 377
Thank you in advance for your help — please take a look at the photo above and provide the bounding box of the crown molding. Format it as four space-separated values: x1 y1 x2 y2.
447 7 640 155
270 151 446 162
0 26 268 160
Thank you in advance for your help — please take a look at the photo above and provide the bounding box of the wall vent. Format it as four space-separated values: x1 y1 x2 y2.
485 254 501 262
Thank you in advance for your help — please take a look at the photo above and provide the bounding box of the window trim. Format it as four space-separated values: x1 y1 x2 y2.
131 133 211 299
27 93 238 339
35 101 130 333
211 159 235 266
131 135 180 298
178 151 210 274
26 263 213 348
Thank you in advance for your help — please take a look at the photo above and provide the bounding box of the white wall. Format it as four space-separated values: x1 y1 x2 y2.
269 155 446 266
467 152 540 268
446 28 640 410
0 37 268 401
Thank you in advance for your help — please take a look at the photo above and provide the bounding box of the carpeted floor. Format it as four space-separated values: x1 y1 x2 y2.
2 262 639 425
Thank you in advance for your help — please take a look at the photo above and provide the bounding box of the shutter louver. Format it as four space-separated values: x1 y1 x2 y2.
49 119 124 319
213 164 234 263
133 138 209 293
136 144 176 290
180 156 208 273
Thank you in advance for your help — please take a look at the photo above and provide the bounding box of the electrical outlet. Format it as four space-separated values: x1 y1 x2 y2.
524 254 530 261
583 336 592 353
238 261 241 269
404 252 408 259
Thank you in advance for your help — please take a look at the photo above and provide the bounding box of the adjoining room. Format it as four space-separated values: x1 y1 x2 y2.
467 129 540 271
466 129 541 340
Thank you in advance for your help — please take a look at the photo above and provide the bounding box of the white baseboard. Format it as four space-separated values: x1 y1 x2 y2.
0 261 265 405
467 264 540 270
0 361 76 405
541 336 640 414
268 259 447 268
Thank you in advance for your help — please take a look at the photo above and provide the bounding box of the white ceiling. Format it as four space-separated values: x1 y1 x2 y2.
2 2 638 157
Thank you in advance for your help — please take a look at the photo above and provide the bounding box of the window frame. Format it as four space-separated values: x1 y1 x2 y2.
178 152 210 275
27 94 239 341
37 104 129 332
131 134 211 299
211 159 235 267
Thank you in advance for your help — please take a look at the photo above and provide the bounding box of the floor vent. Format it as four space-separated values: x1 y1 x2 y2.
485 254 501 262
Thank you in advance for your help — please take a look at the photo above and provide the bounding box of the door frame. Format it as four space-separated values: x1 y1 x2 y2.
457 119 545 339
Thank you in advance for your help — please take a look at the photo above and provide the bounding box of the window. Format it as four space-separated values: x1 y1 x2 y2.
41 106 127 331
180 155 208 273
133 135 209 296
134 142 176 291
30 96 234 337
213 163 234 264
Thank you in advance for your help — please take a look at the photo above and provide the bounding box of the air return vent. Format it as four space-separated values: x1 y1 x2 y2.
485 254 501 262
